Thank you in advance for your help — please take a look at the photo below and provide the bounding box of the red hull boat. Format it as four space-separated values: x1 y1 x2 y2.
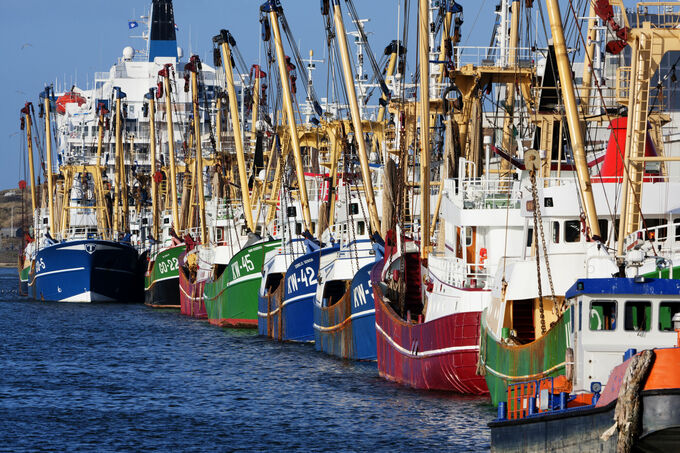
371 237 488 394
179 253 207 319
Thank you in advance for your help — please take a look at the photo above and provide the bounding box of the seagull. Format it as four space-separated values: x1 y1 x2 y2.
20 43 32 50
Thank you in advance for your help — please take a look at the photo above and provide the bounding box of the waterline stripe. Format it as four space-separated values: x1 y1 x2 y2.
35 267 86 278
227 273 262 287
94 267 136 275
375 323 478 358
313 309 375 332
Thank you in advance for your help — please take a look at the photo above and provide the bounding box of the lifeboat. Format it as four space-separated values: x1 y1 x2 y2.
56 92 86 114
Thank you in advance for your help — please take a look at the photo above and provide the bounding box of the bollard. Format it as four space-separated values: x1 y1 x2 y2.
528 397 536 415
497 402 507 420
559 392 568 410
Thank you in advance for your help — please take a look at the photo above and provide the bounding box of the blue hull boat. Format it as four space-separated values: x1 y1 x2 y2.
30 239 142 302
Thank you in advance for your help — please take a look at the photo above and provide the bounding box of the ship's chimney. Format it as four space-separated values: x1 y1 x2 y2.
148 0 178 61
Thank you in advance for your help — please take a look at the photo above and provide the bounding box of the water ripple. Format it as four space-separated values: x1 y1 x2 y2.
0 269 492 451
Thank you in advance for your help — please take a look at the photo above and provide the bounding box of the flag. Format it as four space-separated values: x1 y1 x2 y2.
174 23 179 31
128 21 138 29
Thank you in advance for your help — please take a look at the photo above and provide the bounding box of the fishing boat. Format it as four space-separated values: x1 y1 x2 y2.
489 276 680 452
479 0 680 406
28 87 143 302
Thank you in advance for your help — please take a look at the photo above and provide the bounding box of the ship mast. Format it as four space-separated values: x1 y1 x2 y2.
187 55 207 244
499 0 520 180
418 0 431 259
21 103 38 218
262 1 313 233
215 30 255 232
332 0 381 236
545 0 600 238
94 105 111 237
43 88 56 236
146 89 160 240
579 1 598 116
159 64 180 233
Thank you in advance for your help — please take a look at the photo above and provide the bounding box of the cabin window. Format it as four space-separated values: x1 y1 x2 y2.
624 301 651 332
357 221 365 236
659 302 680 331
674 219 680 241
295 222 302 236
552 222 560 244
526 227 534 247
578 301 582 331
164 218 170 224
465 228 473 247
590 300 617 331
565 220 581 243
286 206 297 218
216 227 223 242
350 203 359 215
598 219 609 241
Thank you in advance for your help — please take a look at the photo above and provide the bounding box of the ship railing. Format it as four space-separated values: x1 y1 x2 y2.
634 2 680 28
499 376 599 422
452 46 534 70
623 220 680 258
427 254 494 289
446 177 521 209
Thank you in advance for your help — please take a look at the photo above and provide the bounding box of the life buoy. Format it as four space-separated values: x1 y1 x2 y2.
479 248 488 265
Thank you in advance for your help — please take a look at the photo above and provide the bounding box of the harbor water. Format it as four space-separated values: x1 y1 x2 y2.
0 268 492 451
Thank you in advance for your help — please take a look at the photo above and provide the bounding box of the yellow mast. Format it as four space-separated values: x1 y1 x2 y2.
189 55 208 244
122 135 131 232
371 45 399 157
437 8 452 85
418 0 431 259
22 104 37 216
580 1 597 116
146 89 160 240
500 0 520 179
216 31 255 232
113 90 123 234
215 94 223 153
266 2 313 232
332 0 381 235
43 88 55 236
252 65 263 144
160 64 181 233
545 0 600 238
94 105 110 237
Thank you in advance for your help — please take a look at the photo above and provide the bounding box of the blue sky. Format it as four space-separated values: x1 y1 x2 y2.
0 0 601 191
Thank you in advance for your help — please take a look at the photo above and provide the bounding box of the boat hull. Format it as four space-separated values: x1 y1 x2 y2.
373 261 488 393
314 261 377 360
30 239 142 303
259 245 337 342
178 255 207 319
18 264 30 296
144 244 185 308
204 240 280 328
480 309 571 406
490 391 680 452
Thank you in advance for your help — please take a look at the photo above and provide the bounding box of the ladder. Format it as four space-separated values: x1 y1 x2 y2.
623 35 657 235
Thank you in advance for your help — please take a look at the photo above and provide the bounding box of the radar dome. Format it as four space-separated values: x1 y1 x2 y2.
177 46 184 60
122 46 135 61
